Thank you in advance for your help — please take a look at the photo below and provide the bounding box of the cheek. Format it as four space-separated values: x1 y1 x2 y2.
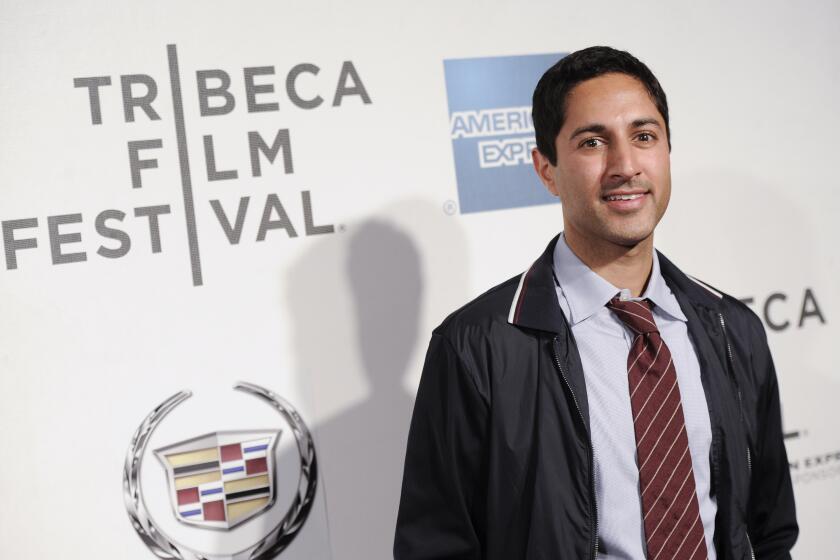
555 162 602 204
652 164 672 214
645 149 671 180
660 182 672 212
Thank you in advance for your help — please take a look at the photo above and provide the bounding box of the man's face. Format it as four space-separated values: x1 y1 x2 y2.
533 72 671 248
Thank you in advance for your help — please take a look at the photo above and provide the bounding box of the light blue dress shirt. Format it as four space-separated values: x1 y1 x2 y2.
552 233 717 559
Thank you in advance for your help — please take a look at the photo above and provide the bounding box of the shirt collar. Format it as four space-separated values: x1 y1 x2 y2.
641 247 687 323
552 232 687 325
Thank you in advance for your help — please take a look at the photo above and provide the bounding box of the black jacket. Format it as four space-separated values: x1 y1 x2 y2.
395 235 797 559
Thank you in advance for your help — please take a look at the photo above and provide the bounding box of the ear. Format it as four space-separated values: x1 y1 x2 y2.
532 148 560 197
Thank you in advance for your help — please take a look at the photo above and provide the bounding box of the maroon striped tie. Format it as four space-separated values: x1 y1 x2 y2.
606 296 709 560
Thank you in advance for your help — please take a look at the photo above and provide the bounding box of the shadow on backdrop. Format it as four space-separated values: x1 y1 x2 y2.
285 199 470 559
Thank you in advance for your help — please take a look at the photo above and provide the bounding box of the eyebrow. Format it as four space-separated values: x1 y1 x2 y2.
569 123 606 140
568 118 663 140
631 118 662 129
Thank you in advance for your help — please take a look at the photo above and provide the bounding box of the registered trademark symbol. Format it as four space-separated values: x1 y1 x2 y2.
338 224 346 232
443 200 457 216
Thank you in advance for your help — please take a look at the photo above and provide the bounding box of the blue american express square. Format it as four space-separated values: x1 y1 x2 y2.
443 53 566 214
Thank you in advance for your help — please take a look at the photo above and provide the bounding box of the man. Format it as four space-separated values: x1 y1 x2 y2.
394 46 797 559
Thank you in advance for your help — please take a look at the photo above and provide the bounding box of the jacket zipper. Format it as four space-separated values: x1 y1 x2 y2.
746 533 756 560
717 313 755 560
717 313 752 473
552 336 598 560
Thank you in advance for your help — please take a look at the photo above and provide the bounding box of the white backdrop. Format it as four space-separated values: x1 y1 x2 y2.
1 0 837 558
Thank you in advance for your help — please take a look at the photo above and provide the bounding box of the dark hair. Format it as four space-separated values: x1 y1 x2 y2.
532 46 671 164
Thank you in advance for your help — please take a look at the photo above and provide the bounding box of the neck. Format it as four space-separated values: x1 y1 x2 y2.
563 224 654 297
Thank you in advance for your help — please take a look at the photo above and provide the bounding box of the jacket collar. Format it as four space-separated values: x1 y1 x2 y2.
507 235 567 333
508 234 725 333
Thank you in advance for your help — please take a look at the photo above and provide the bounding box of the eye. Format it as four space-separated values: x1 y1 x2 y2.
636 132 656 142
580 137 605 149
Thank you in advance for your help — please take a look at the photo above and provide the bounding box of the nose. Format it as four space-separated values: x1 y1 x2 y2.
605 138 640 183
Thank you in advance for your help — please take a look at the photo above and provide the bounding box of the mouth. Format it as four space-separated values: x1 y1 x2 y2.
601 190 650 211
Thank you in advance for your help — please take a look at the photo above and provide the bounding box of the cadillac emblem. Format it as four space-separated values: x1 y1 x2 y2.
123 382 317 559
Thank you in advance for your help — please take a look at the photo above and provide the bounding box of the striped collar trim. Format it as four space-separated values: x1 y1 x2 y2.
507 265 534 324
687 275 723 299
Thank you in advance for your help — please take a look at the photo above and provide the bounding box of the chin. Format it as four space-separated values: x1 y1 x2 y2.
603 226 654 247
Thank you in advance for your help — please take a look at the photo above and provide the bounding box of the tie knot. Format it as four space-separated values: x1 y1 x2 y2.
606 296 659 335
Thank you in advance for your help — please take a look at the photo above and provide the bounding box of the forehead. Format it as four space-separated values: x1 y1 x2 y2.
563 73 661 126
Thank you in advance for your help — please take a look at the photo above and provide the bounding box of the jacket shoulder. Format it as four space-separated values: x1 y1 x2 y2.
433 273 521 340
681 271 772 398
428 273 535 403
685 273 766 340
659 251 763 337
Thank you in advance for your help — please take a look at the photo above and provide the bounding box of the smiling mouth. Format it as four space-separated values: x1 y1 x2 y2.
602 191 649 202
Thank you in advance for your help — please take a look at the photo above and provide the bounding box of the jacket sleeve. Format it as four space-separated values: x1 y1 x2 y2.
745 315 798 559
394 332 489 560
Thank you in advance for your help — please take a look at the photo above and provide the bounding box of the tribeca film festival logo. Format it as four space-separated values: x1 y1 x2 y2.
1 44 371 286
124 382 317 559
739 288 826 332
443 52 564 214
